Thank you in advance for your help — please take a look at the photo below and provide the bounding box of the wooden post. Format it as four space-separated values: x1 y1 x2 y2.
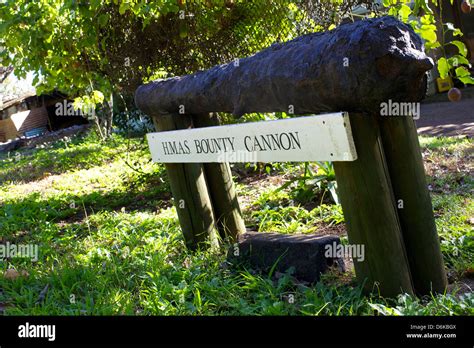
151 113 218 250
192 113 246 243
333 113 415 297
378 116 447 295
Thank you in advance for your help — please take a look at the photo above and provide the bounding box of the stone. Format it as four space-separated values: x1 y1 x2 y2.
227 231 342 283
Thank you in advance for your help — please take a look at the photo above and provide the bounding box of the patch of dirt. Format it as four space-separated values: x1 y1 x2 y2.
0 300 14 315
236 170 287 186
422 144 473 195
313 222 346 237
448 277 474 297
237 174 286 211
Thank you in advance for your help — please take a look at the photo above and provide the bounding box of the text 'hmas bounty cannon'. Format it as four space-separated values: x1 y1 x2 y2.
135 16 447 298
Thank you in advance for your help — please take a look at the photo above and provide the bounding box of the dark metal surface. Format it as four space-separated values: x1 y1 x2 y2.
135 16 432 117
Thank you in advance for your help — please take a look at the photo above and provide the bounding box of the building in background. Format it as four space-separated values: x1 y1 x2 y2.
0 92 89 143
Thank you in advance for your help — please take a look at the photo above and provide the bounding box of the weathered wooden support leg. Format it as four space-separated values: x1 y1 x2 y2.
151 113 218 250
192 113 246 243
378 116 447 295
333 113 414 297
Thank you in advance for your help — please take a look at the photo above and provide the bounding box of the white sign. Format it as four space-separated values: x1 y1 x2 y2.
147 112 357 163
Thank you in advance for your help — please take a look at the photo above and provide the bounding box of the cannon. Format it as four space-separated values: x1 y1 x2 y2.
136 16 432 117
135 16 447 298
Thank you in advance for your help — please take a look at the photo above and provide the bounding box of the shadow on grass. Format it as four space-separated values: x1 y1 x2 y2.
0 179 172 241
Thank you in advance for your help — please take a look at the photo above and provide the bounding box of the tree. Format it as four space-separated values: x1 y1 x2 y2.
0 0 471 138
0 0 315 137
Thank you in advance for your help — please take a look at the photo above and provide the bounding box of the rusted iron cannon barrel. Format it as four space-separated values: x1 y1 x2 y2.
135 16 433 117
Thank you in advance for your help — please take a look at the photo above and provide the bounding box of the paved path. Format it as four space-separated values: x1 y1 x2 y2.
417 98 474 137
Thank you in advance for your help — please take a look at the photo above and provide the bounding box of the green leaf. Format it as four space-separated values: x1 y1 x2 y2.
368 303 402 316
419 27 437 43
416 21 438 44
426 41 441 50
383 0 398 6
448 55 470 67
458 76 474 85
450 40 468 57
455 67 474 85
119 2 129 15
98 14 109 27
420 14 434 25
179 24 188 39
91 90 105 103
388 7 399 16
455 66 470 78
398 4 412 22
437 57 449 79
45 34 53 44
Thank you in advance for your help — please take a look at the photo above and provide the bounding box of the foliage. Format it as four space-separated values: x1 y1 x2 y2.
113 109 155 135
383 0 473 85
273 161 339 206
0 1 311 101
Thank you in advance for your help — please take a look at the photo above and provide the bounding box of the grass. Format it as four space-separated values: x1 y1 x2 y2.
0 131 472 315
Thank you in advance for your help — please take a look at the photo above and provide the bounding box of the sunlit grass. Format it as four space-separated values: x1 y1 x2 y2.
0 132 472 315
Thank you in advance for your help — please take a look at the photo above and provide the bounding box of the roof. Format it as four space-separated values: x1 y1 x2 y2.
0 91 37 111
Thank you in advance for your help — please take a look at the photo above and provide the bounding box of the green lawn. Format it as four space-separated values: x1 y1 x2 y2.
0 131 472 315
